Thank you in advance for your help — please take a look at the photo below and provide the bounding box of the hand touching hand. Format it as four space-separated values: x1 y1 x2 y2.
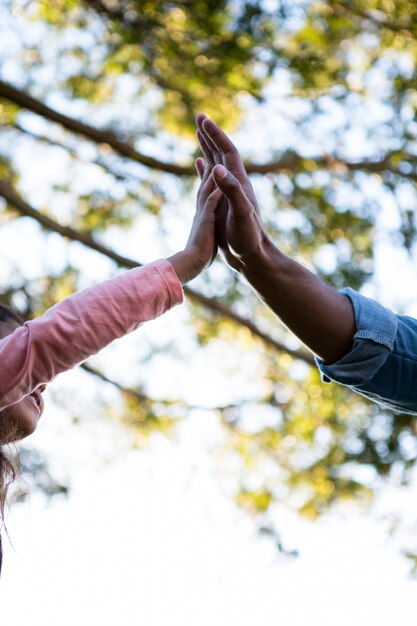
196 114 272 272
168 161 222 285
195 115 357 367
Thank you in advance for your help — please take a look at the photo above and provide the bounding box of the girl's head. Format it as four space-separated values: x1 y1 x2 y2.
0 304 46 574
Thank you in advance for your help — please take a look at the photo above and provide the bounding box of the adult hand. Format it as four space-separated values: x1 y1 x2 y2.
196 114 271 271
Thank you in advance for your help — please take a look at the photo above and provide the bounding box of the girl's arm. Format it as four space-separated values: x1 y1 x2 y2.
0 260 182 410
0 167 222 411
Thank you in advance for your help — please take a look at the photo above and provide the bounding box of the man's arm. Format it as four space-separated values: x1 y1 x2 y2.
238 237 356 364
196 115 356 364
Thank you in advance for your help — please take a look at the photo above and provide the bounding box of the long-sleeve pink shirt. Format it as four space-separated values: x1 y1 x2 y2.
0 259 183 411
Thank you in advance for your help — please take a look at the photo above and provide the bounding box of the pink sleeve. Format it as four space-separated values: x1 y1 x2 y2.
0 259 183 410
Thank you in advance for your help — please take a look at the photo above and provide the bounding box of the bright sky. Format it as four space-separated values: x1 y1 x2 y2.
2 3 417 624
1 401 417 626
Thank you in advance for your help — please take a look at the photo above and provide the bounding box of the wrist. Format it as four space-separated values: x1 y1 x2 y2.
167 250 200 285
240 236 286 280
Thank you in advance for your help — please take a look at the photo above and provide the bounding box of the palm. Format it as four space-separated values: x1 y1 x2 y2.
215 194 243 272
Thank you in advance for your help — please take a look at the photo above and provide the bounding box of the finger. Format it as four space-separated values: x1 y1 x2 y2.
197 117 223 165
199 123 222 164
196 113 220 163
205 187 223 209
197 124 222 165
196 161 213 204
197 129 215 166
212 164 250 215
202 118 246 172
195 113 208 131
204 132 223 165
195 157 205 180
199 172 216 206
199 188 224 228
202 117 237 155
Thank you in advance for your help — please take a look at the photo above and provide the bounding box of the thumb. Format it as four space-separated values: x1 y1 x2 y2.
212 165 249 214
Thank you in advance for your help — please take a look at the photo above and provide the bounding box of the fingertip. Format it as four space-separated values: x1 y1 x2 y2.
213 164 228 181
207 187 224 204
195 157 205 179
196 113 207 128
202 117 216 133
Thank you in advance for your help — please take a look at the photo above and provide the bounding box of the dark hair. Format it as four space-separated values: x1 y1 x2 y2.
0 423 19 577
0 304 23 325
0 304 23 574
0 448 17 575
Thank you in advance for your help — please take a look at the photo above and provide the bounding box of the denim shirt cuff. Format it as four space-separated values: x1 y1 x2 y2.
316 288 398 386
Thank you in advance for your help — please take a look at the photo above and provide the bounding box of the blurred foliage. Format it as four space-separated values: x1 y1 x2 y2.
11 446 69 502
35 0 275 134
1 0 417 561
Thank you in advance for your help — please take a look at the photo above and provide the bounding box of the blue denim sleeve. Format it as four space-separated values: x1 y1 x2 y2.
315 288 417 414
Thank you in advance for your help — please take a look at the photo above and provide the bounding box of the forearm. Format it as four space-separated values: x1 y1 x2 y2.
0 260 183 410
241 239 356 364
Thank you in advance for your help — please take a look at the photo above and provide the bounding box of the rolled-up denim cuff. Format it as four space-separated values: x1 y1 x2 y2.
316 289 398 386
341 288 398 349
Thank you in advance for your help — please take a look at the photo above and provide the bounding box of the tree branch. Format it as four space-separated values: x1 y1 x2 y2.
80 363 276 416
80 362 249 413
0 179 314 364
247 153 417 181
80 362 180 406
1 80 416 181
0 80 192 175
2 122 132 182
330 0 416 37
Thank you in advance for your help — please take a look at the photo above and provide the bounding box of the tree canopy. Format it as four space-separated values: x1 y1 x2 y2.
1 0 417 561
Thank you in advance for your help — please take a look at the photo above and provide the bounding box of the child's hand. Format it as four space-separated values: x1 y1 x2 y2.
168 163 222 285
